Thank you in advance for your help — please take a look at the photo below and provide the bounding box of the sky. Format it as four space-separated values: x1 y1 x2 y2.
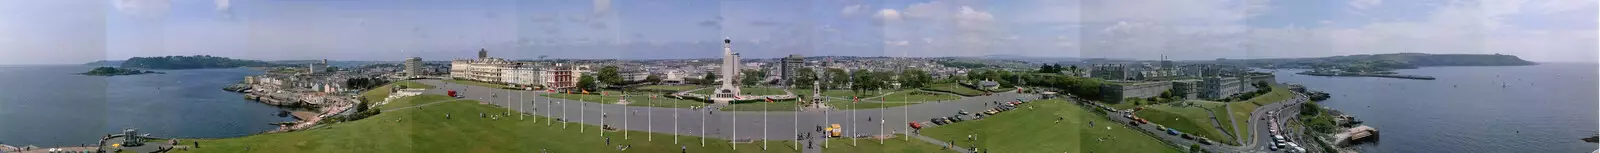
0 0 1594 65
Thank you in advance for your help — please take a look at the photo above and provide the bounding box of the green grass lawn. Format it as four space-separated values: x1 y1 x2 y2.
792 88 888 99
1135 104 1237 145
920 83 986 96
878 91 960 103
1225 84 1292 142
721 101 804 111
638 85 704 92
693 86 789 96
821 134 949 153
920 99 1181 153
444 79 510 89
541 91 709 109
378 94 461 110
359 81 435 103
177 94 792 153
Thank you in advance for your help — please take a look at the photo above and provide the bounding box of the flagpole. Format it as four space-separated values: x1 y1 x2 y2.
764 97 769 151
649 93 654 141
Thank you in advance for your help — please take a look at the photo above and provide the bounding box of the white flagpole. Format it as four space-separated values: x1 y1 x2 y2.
764 98 768 151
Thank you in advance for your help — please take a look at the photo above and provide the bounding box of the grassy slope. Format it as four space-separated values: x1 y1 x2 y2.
1135 104 1237 145
820 134 949 153
360 81 435 103
791 89 884 99
693 86 789 95
178 94 790 153
878 91 960 103
1225 85 1292 142
443 79 509 88
540 91 708 109
920 83 986 96
637 85 703 92
921 99 1181 153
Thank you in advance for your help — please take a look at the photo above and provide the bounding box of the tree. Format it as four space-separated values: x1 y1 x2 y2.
702 71 718 86
850 70 876 95
825 68 849 89
597 66 622 86
644 74 662 84
1190 144 1205 153
900 69 931 88
794 68 818 88
740 70 765 86
577 75 598 91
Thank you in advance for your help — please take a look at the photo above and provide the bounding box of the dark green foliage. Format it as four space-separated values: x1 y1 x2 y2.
597 66 622 86
81 67 160 76
935 60 987 69
346 77 391 91
825 68 849 89
740 69 765 86
701 71 718 85
121 55 279 69
794 68 818 88
577 75 598 91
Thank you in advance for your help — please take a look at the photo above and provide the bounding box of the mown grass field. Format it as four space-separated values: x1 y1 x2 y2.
920 83 987 96
360 81 434 103
1135 104 1237 145
820 134 949 153
177 94 790 153
1225 85 1292 141
540 91 709 109
693 86 790 96
878 91 960 103
920 99 1181 153
443 79 509 89
637 85 704 92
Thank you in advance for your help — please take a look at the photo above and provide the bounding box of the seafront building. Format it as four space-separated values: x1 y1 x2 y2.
450 49 515 83
500 66 543 89
539 64 590 89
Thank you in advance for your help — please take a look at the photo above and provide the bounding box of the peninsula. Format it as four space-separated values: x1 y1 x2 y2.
1211 53 1534 80
80 67 162 76
114 55 282 70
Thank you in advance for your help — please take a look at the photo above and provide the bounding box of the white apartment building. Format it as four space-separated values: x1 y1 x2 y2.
501 67 543 89
450 49 514 83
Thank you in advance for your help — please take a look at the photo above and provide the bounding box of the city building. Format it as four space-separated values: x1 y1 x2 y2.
450 48 514 83
308 59 329 75
780 54 804 86
405 57 423 78
500 65 542 89
1099 81 1173 103
1091 64 1129 81
540 64 590 89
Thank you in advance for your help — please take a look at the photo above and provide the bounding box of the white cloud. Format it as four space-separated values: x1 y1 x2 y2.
215 0 230 11
111 0 171 17
874 9 903 22
841 4 865 16
593 0 611 14
1350 0 1382 10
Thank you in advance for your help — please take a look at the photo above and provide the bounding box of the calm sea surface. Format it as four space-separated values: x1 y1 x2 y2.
1272 63 1598 152
0 65 290 147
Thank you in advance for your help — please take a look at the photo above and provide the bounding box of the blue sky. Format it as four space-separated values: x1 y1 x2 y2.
0 0 1594 65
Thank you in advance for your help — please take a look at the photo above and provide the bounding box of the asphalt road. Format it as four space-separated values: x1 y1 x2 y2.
414 79 1039 141
1069 91 1311 153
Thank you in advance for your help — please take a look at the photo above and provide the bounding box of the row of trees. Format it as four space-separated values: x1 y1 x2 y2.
1036 64 1078 74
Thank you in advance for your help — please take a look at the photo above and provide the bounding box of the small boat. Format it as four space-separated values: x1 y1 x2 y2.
1583 135 1598 143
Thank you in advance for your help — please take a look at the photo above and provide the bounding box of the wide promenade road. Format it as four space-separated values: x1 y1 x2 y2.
415 80 1040 141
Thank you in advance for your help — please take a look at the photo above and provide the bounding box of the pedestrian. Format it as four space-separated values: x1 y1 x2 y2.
606 137 611 145
681 145 687 153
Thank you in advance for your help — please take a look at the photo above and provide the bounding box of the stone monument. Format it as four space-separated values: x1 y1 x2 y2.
711 38 742 104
